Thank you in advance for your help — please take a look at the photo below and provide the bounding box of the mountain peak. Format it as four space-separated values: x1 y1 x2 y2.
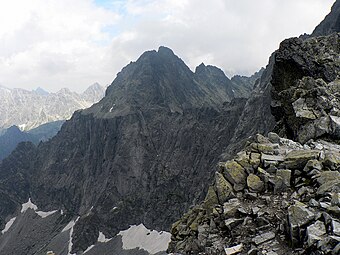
157 46 175 56
34 87 49 96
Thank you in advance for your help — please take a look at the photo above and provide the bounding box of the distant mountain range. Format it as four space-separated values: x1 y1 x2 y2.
0 82 105 130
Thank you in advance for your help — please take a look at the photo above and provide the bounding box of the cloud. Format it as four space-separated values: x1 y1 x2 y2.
0 0 335 92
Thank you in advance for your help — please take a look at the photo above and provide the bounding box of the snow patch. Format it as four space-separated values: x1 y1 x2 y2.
36 210 58 218
18 123 27 131
83 245 95 254
64 217 79 255
21 198 38 213
118 224 171 254
21 198 58 219
1 217 16 234
98 231 112 243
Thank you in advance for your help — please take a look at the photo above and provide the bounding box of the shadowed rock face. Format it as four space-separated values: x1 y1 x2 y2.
271 33 340 143
312 0 340 37
0 46 254 254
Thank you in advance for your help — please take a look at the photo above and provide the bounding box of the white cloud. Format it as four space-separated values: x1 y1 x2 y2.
0 0 335 92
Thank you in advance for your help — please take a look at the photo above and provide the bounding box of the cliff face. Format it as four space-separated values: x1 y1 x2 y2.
168 32 340 255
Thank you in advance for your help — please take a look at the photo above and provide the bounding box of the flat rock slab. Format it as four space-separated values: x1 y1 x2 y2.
252 231 276 245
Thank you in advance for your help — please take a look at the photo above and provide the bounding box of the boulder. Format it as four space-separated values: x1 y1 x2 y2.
324 151 340 170
288 202 315 245
215 172 235 203
223 199 241 217
223 161 247 190
247 174 264 193
316 171 340 185
332 220 340 236
276 169 291 187
203 186 219 210
306 220 326 246
284 150 320 169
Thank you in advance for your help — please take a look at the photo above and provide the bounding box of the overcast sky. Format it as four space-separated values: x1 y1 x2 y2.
0 0 335 92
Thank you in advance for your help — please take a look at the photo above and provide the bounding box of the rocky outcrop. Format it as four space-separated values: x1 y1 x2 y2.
168 133 340 254
271 33 340 143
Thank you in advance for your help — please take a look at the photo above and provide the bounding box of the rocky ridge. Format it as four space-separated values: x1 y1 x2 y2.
168 132 340 254
168 32 340 255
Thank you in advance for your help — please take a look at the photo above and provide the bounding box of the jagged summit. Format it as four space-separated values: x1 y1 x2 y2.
312 0 340 36
34 87 49 95
87 46 244 117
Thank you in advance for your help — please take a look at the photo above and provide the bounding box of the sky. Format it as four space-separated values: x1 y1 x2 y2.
0 0 336 92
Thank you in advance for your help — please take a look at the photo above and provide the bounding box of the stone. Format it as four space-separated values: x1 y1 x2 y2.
324 151 340 170
261 154 284 163
223 160 247 188
288 202 315 245
249 152 261 167
215 172 235 203
317 179 340 195
247 174 264 193
292 97 317 119
331 193 340 206
268 132 280 143
306 220 326 246
333 243 340 255
224 244 243 255
284 150 320 169
203 186 219 210
224 218 243 230
330 115 340 138
288 202 315 227
317 171 340 185
332 220 340 236
303 159 323 173
276 169 291 187
309 198 319 207
252 231 276 245
251 143 275 154
223 199 241 217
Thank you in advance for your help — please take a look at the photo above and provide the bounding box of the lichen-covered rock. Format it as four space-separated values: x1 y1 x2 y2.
214 172 235 203
223 160 247 191
247 174 264 193
168 132 340 254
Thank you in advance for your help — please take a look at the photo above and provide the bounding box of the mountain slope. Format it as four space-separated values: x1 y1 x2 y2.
312 0 340 36
0 46 251 255
0 83 105 130
0 126 38 161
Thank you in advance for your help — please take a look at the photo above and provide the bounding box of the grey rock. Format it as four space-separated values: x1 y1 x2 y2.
252 231 276 245
224 243 243 255
332 220 340 236
276 170 291 187
306 220 326 246
223 199 241 218
268 132 280 144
